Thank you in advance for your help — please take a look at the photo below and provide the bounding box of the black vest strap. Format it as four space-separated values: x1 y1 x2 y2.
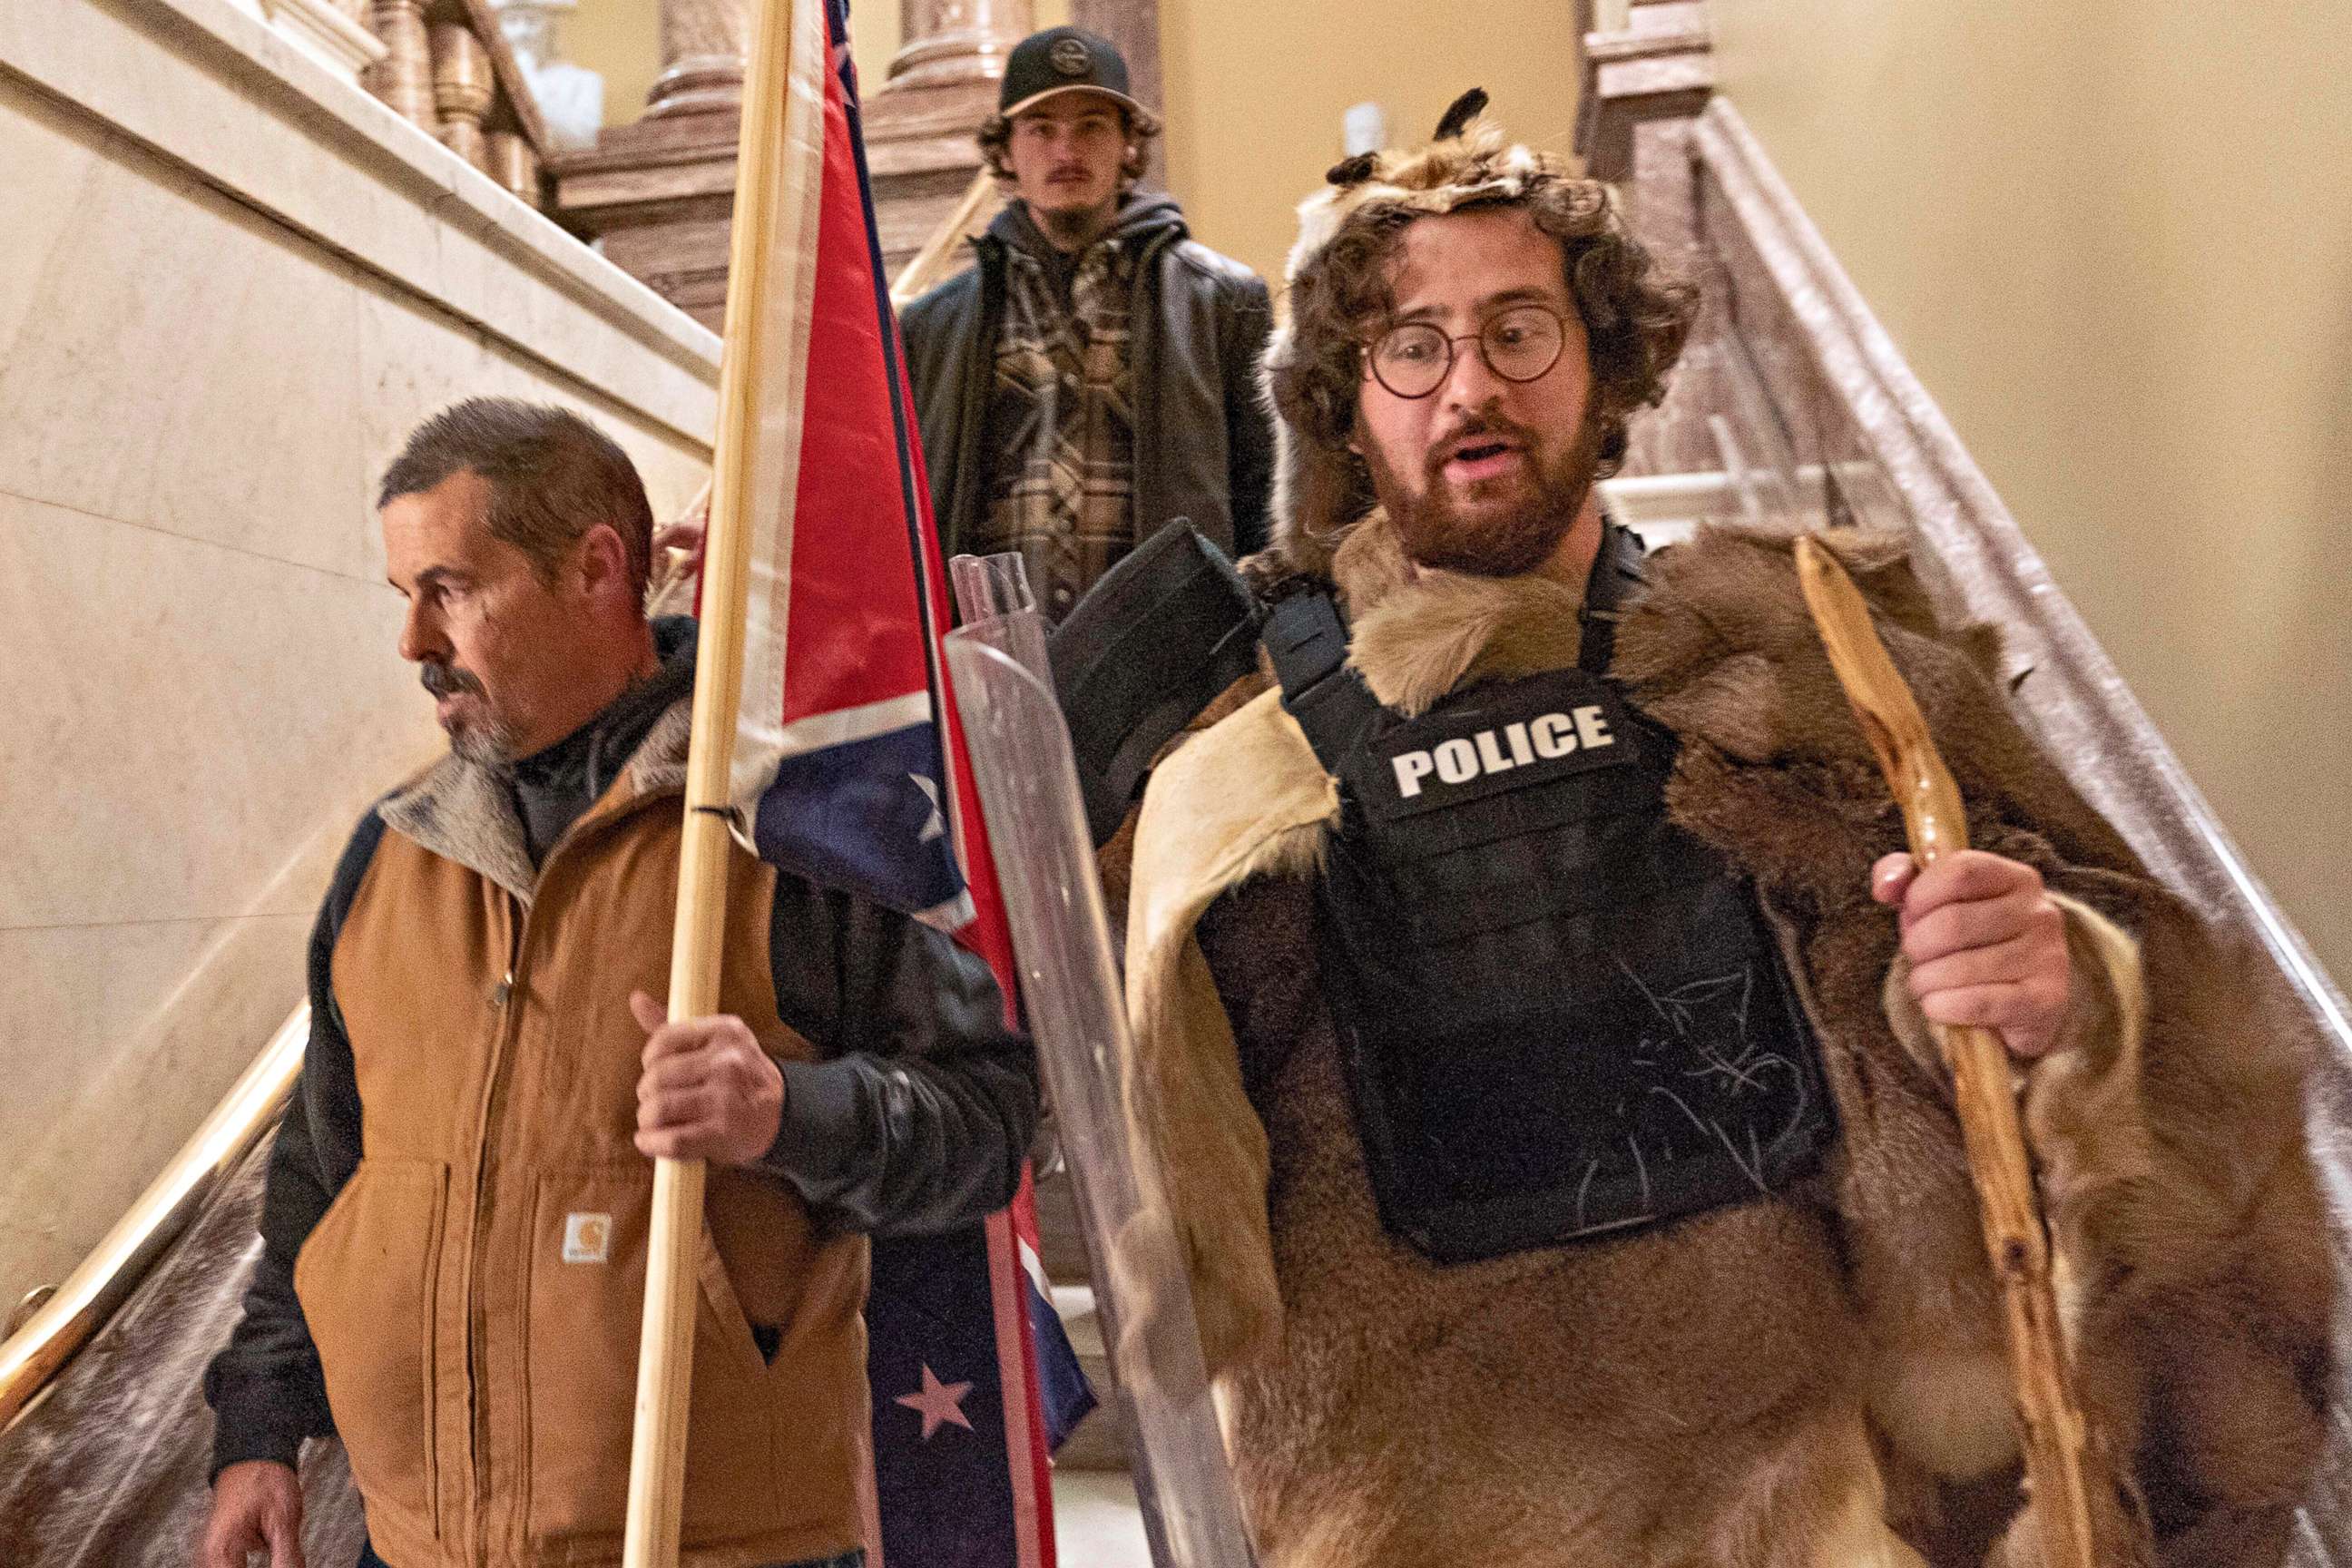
1048 524 1263 847
1577 520 1648 672
1264 587 1383 769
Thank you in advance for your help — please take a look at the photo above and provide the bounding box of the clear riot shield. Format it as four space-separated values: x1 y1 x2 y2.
946 554 1257 1568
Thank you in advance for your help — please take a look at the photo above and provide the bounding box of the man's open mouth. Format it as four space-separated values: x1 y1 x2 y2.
1440 437 1524 480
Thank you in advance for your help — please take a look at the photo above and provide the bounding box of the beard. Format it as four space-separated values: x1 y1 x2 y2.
1365 403 1608 578
421 660 522 766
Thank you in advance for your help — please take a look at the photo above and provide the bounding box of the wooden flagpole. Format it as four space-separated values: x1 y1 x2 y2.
1792 536 2151 1568
622 0 804 1560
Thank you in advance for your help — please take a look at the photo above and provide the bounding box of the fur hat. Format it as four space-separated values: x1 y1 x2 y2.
1260 91 1671 578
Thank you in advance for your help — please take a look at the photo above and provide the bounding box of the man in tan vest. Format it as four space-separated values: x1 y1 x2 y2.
199 398 1036 1568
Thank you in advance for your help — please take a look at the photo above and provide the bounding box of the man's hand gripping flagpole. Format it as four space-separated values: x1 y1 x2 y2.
624 0 815 1560
1792 535 2154 1568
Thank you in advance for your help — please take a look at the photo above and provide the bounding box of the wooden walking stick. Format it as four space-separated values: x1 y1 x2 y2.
1792 535 2151 1568
622 0 820 1559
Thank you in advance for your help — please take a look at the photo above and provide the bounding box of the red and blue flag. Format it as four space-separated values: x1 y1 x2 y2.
710 0 1093 1562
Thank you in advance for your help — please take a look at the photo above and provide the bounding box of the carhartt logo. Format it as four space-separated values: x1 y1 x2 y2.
563 1212 612 1264
1391 706 1614 799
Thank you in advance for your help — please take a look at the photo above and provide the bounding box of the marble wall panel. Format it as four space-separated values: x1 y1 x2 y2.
0 922 232 1120
0 0 718 1308
0 90 375 582
0 490 439 929
0 84 105 378
353 279 711 541
0 912 309 1307
0 0 464 349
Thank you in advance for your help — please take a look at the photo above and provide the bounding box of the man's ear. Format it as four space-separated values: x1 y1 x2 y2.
575 523 634 605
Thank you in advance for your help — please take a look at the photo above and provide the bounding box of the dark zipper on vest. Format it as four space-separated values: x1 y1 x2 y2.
462 887 528 1558
456 788 672 1555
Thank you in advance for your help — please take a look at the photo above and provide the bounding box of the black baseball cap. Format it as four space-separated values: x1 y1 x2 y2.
997 26 1161 131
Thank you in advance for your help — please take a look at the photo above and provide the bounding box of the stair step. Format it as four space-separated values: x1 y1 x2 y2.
1053 1284 1102 1357
1053 1469 1152 1566
1034 1163 1093 1285
1048 1281 1132 1472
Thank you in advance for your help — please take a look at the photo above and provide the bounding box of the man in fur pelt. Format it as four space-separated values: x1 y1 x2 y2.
1117 93 2329 1567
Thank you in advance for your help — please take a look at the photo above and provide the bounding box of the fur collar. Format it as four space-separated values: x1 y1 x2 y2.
1330 511 1588 717
379 691 694 904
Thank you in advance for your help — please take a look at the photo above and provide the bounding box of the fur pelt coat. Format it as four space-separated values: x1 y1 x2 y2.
1118 515 2330 1568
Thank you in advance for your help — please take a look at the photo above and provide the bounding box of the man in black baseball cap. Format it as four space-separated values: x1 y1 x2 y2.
898 25 1273 621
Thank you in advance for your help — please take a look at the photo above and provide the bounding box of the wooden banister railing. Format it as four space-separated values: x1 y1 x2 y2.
363 0 552 208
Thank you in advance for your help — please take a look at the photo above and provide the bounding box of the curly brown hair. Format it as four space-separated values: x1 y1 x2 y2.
1271 177 1697 523
975 104 1157 195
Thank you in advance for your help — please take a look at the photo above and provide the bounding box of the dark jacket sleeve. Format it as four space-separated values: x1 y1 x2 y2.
897 266 985 559
759 877 1038 1236
1221 271 1277 559
201 811 383 1477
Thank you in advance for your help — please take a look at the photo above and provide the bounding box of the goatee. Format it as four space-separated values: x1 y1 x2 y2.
1369 406 1606 578
448 724 523 767
423 660 522 766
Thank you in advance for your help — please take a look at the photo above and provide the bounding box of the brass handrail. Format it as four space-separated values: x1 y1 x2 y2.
0 1004 309 1433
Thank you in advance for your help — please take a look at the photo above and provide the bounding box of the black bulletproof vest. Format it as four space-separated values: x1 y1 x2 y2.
1265 534 1834 1263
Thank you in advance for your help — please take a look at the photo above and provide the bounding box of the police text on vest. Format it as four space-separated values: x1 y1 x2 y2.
1391 706 1614 799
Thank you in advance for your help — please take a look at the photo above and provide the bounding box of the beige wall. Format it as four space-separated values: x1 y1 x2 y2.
3 0 715 1307
1713 0 2352 982
1158 0 1583 289
572 0 663 123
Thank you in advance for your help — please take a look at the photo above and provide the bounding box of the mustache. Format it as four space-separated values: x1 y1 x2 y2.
420 661 485 700
1427 413 1537 474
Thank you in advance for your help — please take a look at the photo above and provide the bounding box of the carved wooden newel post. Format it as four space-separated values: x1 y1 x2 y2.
647 0 750 118
554 0 1066 323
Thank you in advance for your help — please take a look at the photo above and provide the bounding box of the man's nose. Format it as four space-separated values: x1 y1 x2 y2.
1440 337 1507 411
397 599 444 664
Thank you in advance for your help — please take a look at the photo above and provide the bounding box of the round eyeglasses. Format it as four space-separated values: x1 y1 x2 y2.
1364 304 1567 400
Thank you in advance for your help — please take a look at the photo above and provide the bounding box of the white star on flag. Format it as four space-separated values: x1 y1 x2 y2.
910 773 947 843
894 1363 975 1439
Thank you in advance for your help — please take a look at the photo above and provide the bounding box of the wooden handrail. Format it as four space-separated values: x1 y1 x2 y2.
455 0 552 158
0 1005 310 1434
890 169 997 309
